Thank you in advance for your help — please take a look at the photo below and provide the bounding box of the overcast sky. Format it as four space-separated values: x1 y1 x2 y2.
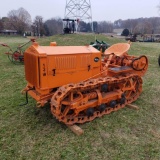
0 0 160 22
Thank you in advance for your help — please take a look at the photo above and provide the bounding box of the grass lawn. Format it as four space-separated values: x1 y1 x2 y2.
0 34 160 160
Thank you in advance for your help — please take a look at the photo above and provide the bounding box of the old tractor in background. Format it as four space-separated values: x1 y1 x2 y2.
63 19 76 34
22 41 148 125
125 34 137 42
0 38 35 64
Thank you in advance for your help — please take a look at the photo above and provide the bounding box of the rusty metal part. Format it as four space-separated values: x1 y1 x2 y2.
103 54 148 76
50 74 142 125
22 42 148 125
0 38 35 64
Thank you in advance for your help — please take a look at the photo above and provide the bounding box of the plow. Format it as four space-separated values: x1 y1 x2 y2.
0 38 35 64
22 41 148 125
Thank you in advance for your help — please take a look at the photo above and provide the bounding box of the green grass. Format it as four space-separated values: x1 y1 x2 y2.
0 34 160 160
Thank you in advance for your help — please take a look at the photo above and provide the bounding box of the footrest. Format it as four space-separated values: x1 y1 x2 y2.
108 66 132 73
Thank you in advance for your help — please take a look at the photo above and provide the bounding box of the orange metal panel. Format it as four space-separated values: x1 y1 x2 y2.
24 43 101 90
36 45 99 55
22 41 148 125
24 50 39 88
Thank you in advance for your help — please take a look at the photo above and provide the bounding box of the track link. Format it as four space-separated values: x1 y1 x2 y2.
50 74 142 125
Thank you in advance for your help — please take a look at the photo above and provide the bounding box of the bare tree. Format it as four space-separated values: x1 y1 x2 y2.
149 17 160 33
134 21 152 34
114 17 160 35
32 16 45 36
1 17 11 30
44 18 63 35
98 21 113 33
122 19 138 34
0 18 3 30
7 7 32 34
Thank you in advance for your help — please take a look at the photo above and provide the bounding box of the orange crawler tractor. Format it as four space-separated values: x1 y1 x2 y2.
23 41 148 125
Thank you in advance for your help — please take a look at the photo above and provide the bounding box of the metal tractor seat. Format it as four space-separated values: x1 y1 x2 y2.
104 43 130 56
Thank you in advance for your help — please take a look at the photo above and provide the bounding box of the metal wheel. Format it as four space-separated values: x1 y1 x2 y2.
99 104 106 112
7 51 14 62
110 100 116 108
101 84 108 92
131 55 148 71
120 96 125 104
86 108 94 117
123 76 142 103
12 51 24 64
60 92 83 116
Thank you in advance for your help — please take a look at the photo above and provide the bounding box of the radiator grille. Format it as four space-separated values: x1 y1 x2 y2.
80 55 91 68
55 56 76 70
24 52 39 87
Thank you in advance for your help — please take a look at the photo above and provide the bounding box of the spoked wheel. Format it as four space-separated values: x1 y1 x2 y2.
122 76 142 103
6 51 14 63
131 55 148 76
131 56 148 71
60 91 83 117
12 51 24 64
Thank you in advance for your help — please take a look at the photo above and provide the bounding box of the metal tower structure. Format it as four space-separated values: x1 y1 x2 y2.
64 0 93 32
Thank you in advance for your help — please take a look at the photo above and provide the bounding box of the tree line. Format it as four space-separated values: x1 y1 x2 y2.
114 17 160 34
0 7 160 36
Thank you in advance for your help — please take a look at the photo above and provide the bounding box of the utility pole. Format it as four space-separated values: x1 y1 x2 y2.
64 0 93 32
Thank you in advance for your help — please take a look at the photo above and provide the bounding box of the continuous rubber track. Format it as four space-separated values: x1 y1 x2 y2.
50 74 142 125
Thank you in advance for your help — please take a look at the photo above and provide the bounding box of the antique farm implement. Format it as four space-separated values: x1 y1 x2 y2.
22 41 148 125
0 38 35 64
90 39 110 53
